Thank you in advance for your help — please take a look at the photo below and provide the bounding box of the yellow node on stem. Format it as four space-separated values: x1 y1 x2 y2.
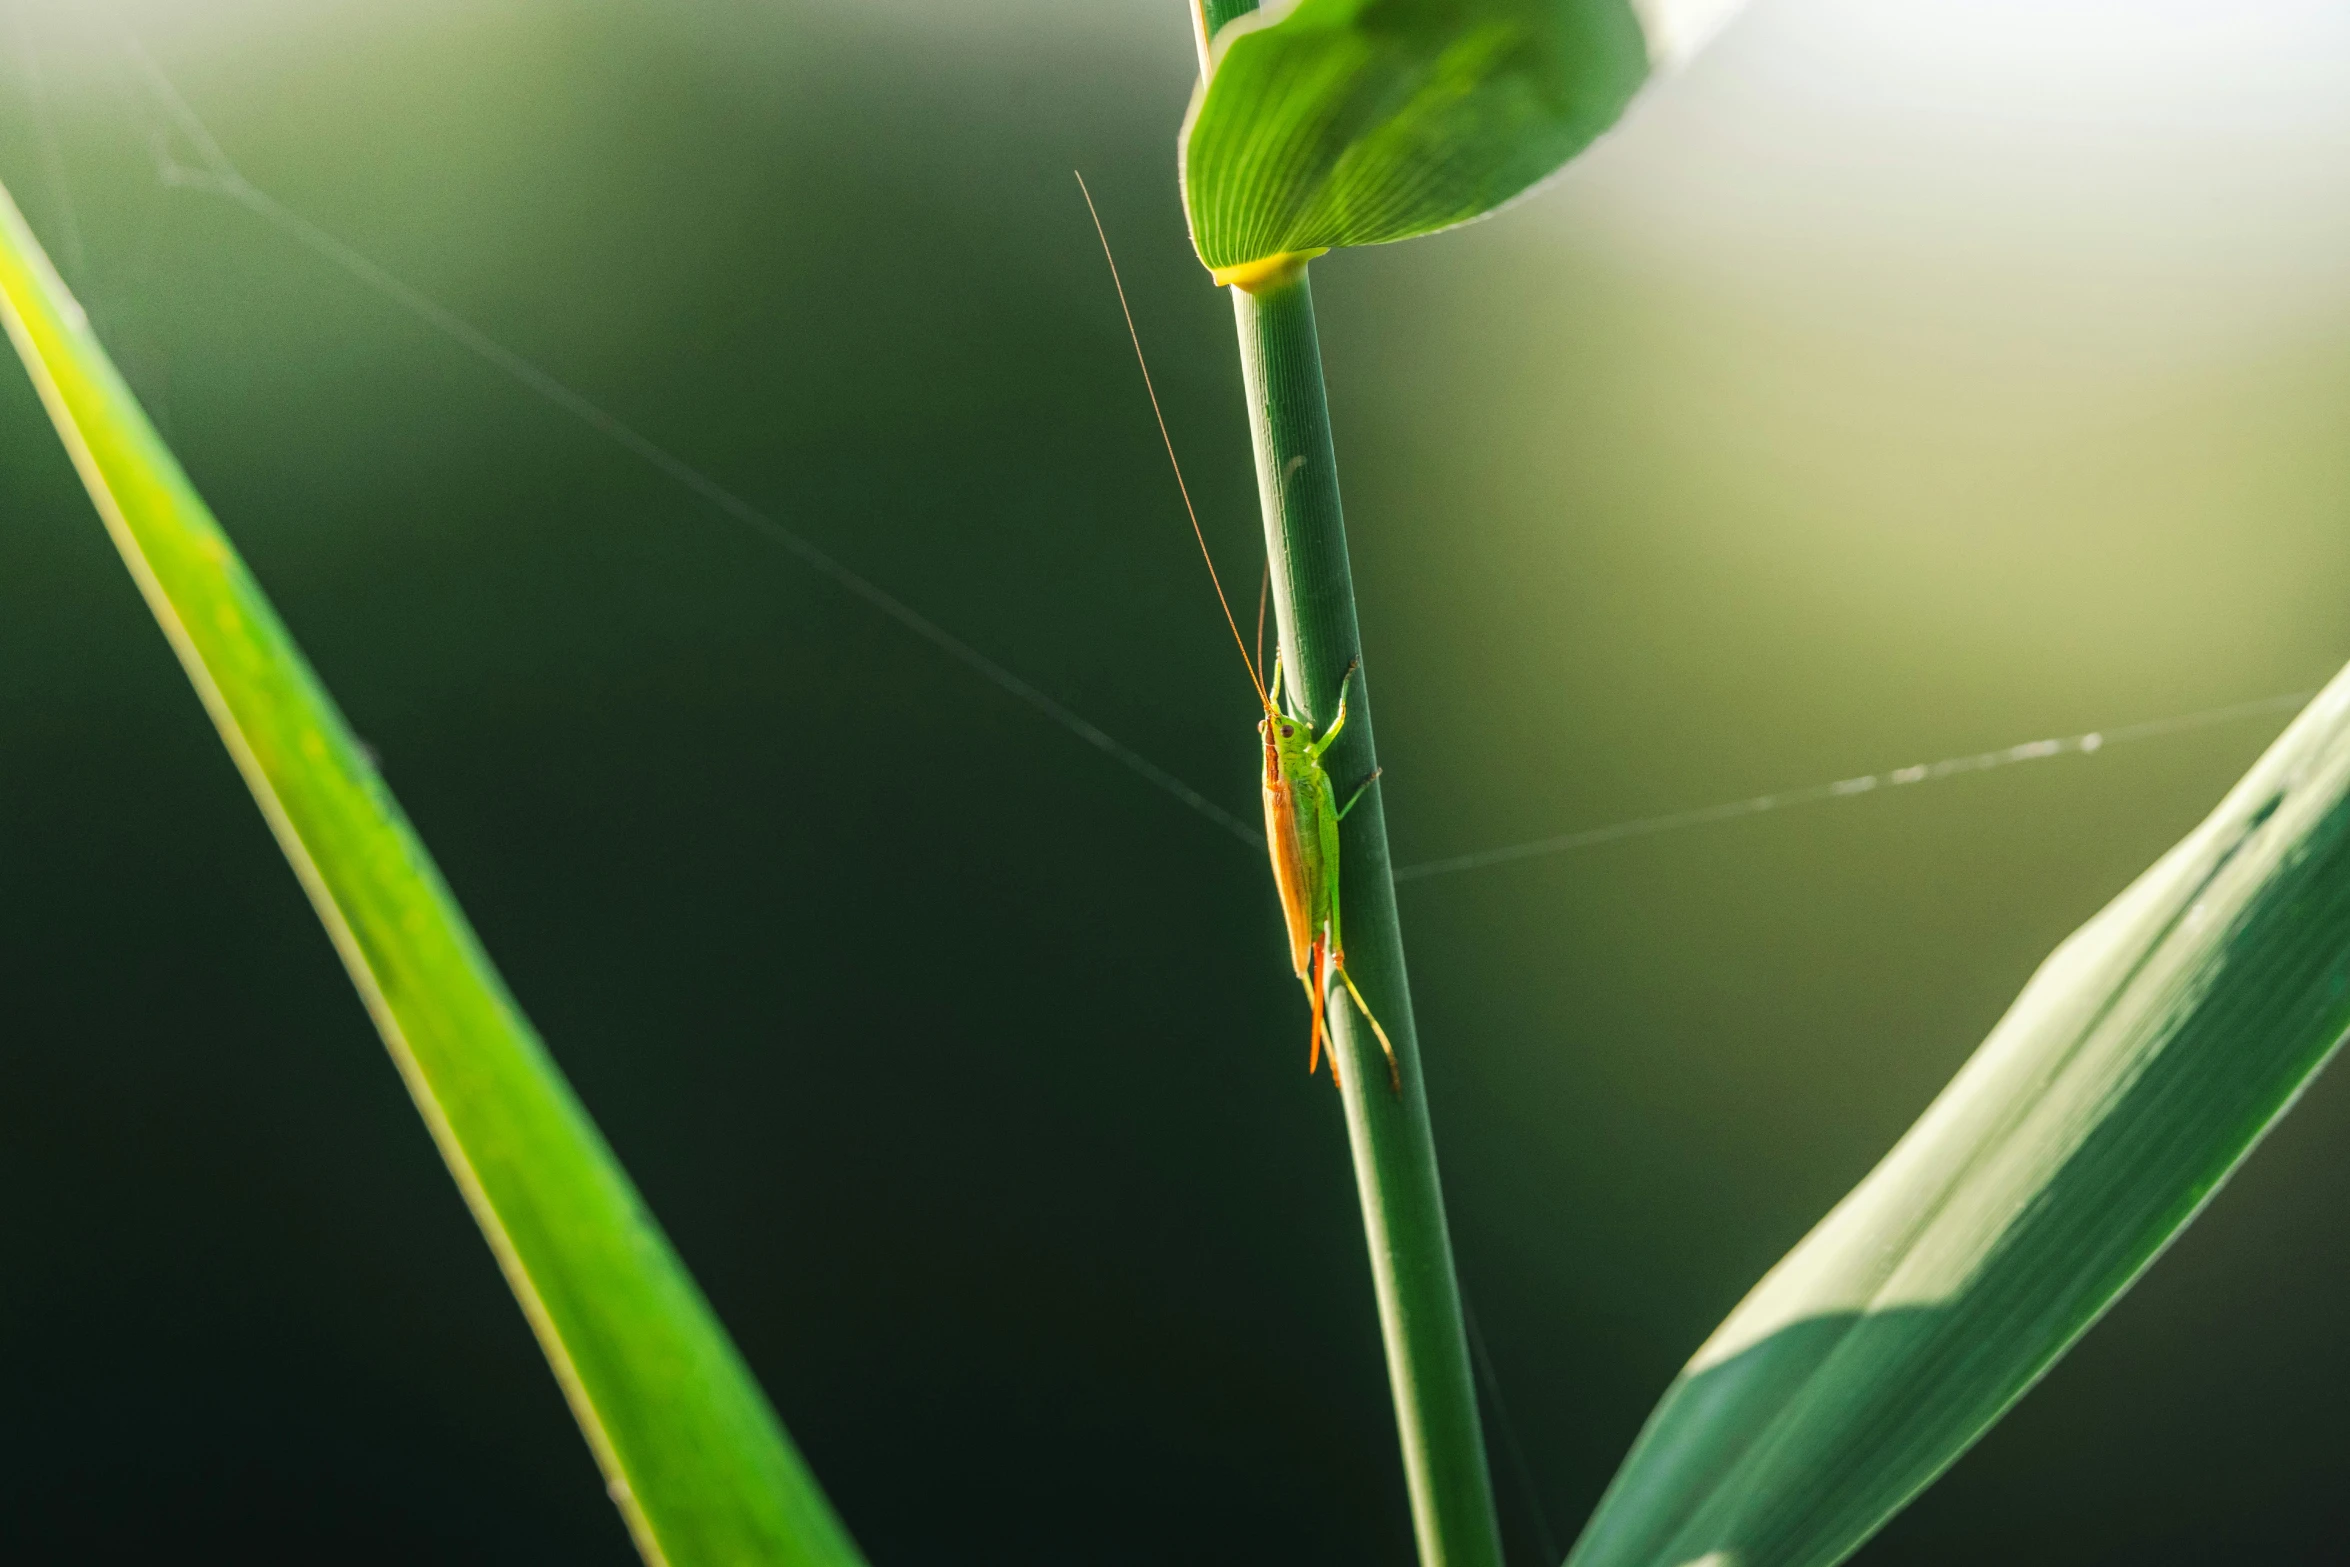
1210 249 1327 292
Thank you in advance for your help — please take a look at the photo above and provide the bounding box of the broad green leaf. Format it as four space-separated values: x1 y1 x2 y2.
0 180 863 1567
1568 666 2350 1567
1181 0 1660 283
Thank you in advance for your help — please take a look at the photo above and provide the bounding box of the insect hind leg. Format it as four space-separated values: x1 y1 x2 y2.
1333 961 1402 1095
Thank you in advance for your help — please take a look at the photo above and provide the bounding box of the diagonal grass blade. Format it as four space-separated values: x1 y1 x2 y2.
1569 664 2350 1567
0 176 864 1567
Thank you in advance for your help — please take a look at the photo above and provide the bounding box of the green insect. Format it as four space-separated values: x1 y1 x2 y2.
1256 650 1399 1091
1080 176 1399 1092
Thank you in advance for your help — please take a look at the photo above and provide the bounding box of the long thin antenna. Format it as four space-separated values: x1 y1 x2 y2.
1074 171 1268 709
1254 562 1270 691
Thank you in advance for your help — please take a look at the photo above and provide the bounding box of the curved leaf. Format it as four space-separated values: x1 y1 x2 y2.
1570 667 2350 1567
0 178 864 1567
1180 0 1653 279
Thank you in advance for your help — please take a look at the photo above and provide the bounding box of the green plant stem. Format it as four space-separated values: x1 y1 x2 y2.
1192 20 1496 1551
1230 261 1506 1567
1194 12 1497 1558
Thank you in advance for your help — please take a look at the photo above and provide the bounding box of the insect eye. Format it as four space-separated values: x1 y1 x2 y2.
1281 725 1294 738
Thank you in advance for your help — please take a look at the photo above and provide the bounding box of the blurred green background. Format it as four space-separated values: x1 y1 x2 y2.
5 1 2349 1561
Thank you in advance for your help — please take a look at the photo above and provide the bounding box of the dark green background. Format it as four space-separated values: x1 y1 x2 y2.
4 2 2349 1562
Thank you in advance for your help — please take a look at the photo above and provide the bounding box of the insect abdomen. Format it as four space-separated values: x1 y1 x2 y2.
1263 770 1318 982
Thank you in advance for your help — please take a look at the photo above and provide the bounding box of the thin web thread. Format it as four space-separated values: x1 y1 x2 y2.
62 39 2322 885
1462 1295 1560 1566
24 31 2324 1542
1393 690 2315 883
114 35 1264 852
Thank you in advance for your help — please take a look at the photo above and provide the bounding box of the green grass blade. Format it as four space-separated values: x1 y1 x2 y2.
0 178 864 1567
1180 0 1655 277
1568 666 2350 1567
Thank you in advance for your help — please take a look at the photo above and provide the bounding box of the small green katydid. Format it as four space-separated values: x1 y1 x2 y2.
1079 175 1400 1093
1257 649 1400 1092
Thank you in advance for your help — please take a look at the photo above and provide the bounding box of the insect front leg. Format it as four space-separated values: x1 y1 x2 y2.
1310 657 1363 758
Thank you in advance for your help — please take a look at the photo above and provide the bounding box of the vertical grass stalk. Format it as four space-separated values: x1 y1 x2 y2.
1191 24 1505 1544
1197 19 1498 1557
1234 269 1504 1567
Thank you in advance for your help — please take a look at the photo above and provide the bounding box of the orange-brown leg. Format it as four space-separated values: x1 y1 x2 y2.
1306 938 1341 1087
